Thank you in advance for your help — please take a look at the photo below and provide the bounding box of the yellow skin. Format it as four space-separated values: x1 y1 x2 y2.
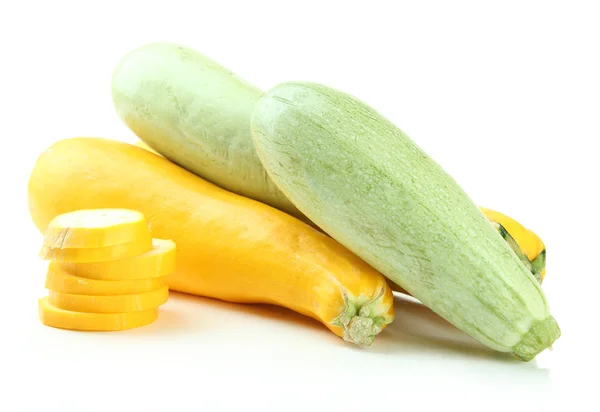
28 138 394 345
45 262 165 295
39 297 159 331
42 208 150 249
478 207 546 281
135 140 158 154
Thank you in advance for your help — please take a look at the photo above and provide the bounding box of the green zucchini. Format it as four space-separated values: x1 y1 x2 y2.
111 42 303 219
250 82 560 361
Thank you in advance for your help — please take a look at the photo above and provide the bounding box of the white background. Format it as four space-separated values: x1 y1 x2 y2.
2 1 599 411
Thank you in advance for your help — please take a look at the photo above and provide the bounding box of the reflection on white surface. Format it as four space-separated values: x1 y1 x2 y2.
145 291 554 367
12 283 560 411
380 293 499 355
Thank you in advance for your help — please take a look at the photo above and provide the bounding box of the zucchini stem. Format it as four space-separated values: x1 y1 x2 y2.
512 316 561 361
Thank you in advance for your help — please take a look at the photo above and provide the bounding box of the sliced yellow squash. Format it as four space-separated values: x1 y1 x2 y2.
45 263 164 295
48 285 169 313
56 238 176 280
42 208 150 249
39 235 152 263
38 297 158 331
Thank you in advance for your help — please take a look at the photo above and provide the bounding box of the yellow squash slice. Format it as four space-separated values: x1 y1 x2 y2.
40 235 152 263
48 285 169 313
56 239 176 280
43 208 150 249
39 297 158 331
45 263 164 295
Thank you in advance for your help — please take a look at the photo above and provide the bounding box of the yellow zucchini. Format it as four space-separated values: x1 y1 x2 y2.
45 262 164 295
42 208 150 249
57 238 177 281
40 235 152 263
39 297 158 331
48 285 169 313
28 137 395 345
480 207 546 282
135 140 160 155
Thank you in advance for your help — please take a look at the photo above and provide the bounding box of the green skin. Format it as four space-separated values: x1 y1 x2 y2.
111 42 303 220
250 82 560 361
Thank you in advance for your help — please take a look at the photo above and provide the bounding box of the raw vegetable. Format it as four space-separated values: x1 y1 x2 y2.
57 239 177 281
48 285 169 313
135 136 549 286
27 137 395 345
38 297 158 331
250 81 560 361
390 209 547 295
111 42 303 220
42 208 149 249
39 236 152 263
45 262 164 295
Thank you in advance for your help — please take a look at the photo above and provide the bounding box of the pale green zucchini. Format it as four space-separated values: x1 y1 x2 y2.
111 42 302 219
250 82 560 361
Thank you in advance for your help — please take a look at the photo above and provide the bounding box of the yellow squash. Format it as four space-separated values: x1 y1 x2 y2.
479 207 546 282
39 236 152 263
57 238 177 281
45 262 165 295
39 297 159 331
42 208 150 249
48 286 169 313
135 140 159 155
28 137 395 345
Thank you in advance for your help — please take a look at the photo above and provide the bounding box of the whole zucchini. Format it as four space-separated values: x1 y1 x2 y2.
111 42 303 219
250 82 560 361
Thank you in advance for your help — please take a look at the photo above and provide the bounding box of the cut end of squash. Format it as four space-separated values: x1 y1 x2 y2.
43 208 150 249
39 297 159 331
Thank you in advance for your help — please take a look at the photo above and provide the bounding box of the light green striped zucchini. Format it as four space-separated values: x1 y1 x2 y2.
111 42 303 219
250 82 560 361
